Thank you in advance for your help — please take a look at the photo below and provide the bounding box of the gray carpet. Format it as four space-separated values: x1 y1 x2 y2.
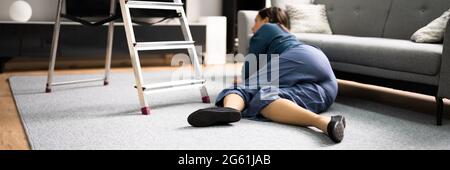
9 71 450 150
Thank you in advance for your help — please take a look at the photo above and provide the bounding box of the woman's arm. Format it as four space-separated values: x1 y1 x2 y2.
248 23 288 56
243 24 281 81
248 34 269 57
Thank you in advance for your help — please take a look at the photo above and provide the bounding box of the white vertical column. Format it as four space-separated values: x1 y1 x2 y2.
199 16 227 65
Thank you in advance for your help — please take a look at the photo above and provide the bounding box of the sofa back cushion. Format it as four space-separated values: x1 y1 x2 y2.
383 0 450 40
314 0 391 37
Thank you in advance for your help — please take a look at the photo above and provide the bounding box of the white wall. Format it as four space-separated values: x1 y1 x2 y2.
266 0 272 7
186 0 223 22
0 0 59 21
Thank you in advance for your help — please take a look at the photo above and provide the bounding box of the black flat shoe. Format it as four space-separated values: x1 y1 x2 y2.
188 107 241 127
327 115 346 143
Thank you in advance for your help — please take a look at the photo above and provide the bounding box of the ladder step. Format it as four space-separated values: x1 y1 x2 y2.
136 79 205 91
51 78 104 86
135 41 194 51
145 83 204 94
126 1 184 10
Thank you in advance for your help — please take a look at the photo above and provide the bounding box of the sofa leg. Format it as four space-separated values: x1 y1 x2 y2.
436 97 443 126
0 57 12 73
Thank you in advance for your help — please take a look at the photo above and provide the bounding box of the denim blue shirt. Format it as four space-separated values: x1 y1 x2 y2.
244 23 303 81
248 23 303 57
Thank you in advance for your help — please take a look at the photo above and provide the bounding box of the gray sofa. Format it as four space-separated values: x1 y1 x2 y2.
238 0 450 125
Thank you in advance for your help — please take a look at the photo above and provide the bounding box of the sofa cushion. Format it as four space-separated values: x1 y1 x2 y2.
294 33 443 76
286 4 332 34
411 8 450 43
271 0 311 10
383 0 450 40
314 0 391 37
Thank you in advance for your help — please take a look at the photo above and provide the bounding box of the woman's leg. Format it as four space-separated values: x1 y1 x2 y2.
223 94 245 112
260 98 331 134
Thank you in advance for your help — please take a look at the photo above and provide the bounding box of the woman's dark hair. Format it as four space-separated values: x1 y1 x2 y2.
258 7 290 30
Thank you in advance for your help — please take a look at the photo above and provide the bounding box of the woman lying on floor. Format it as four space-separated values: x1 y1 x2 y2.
188 7 346 143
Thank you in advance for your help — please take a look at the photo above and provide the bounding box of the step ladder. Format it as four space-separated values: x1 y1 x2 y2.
46 0 116 92
46 0 210 115
120 0 210 115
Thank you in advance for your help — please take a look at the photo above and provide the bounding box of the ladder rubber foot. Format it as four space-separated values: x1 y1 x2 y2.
104 80 109 86
202 96 211 103
45 84 52 93
141 107 151 115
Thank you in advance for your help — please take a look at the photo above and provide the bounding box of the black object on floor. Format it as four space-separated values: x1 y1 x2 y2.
327 115 346 143
188 107 241 127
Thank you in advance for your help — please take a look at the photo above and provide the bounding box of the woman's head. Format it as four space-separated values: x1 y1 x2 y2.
252 7 290 33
